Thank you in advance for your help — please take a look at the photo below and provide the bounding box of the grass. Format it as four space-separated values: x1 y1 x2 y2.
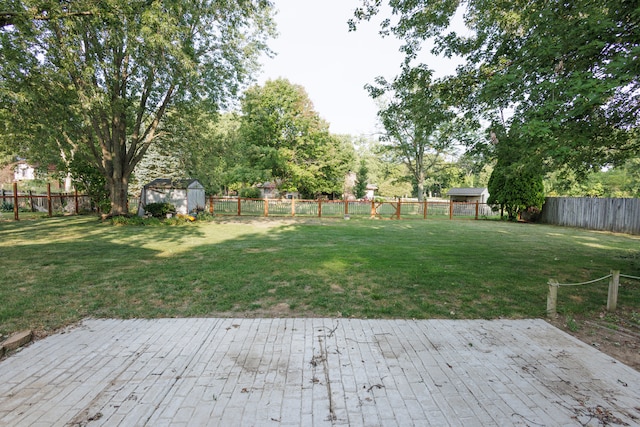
1 215 639 337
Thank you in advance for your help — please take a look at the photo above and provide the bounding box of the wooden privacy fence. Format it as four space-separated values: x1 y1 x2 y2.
541 197 640 235
547 270 640 317
1 182 91 220
206 197 502 220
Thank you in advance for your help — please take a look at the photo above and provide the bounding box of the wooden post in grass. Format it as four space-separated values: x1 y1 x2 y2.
74 188 79 214
237 197 241 216
209 195 214 214
318 199 322 218
47 183 52 217
291 198 295 217
449 200 453 220
13 182 19 221
370 200 376 218
264 199 269 217
423 200 427 220
29 190 35 212
607 270 620 312
547 279 558 317
396 199 401 220
475 201 479 220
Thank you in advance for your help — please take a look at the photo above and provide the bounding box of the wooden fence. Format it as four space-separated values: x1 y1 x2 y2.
206 197 502 221
541 197 640 235
0 182 91 220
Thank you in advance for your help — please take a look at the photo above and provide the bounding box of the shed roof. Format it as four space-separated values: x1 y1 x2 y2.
144 178 202 189
447 187 488 196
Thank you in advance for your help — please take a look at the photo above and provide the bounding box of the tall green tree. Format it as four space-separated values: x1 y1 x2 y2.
1 0 275 216
240 79 354 198
351 0 640 173
368 65 471 201
487 129 545 220
354 159 369 199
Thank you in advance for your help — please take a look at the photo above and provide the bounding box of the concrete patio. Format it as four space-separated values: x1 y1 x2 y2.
1 318 639 426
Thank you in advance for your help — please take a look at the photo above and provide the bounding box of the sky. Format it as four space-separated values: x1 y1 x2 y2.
257 0 464 137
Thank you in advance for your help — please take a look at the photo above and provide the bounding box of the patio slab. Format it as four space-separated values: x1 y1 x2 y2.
1 318 639 426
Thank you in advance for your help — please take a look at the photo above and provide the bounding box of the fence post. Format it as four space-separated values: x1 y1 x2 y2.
318 199 322 218
475 201 479 220
264 198 269 217
291 198 295 217
47 183 52 217
29 190 35 212
209 195 214 214
547 279 558 317
237 197 241 216
75 188 79 214
449 200 453 220
370 200 376 218
607 270 620 312
396 199 401 220
13 182 19 221
344 200 349 217
423 200 427 220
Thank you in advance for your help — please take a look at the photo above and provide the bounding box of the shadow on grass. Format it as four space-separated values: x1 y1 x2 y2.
1 216 639 336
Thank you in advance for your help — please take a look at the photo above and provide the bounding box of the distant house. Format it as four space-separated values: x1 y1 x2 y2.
14 161 36 181
257 182 278 199
447 187 490 203
365 184 378 200
256 182 299 199
138 178 205 216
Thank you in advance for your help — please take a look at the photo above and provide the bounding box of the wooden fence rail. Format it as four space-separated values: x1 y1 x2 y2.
541 197 640 235
1 183 91 221
205 197 502 221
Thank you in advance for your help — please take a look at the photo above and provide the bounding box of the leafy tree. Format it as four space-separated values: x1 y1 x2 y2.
354 159 369 199
1 0 275 216
487 130 545 220
351 0 640 173
368 65 471 201
240 79 355 198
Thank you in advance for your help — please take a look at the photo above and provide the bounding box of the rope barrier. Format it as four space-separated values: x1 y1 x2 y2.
551 274 612 287
620 274 640 281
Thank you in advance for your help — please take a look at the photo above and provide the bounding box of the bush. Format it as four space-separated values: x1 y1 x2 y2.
239 187 261 199
0 202 13 212
145 202 175 218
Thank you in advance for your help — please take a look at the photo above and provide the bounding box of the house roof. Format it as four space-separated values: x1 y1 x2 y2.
144 178 202 189
447 187 488 196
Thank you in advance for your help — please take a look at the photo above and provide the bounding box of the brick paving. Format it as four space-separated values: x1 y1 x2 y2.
1 318 639 426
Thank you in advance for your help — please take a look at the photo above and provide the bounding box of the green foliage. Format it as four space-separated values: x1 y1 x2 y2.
240 79 355 198
239 187 261 199
69 157 111 213
144 202 176 218
354 160 369 199
488 161 545 220
368 65 477 201
1 0 276 216
352 0 640 174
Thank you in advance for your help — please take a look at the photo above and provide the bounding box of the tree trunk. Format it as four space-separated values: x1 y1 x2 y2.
417 169 425 202
108 176 130 216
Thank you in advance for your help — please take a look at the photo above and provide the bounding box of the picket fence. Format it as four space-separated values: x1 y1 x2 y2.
541 197 640 235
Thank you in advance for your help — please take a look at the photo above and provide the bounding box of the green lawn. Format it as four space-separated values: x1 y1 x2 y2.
1 215 639 336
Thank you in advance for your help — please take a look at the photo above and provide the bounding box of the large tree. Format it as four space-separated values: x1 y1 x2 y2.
1 0 274 215
240 78 355 198
368 65 472 201
351 0 640 173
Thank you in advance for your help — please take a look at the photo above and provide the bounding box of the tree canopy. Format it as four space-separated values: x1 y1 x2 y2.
351 0 640 173
368 65 475 201
240 78 355 198
1 0 275 215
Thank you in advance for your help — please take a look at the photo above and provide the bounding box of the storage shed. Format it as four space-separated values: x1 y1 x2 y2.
138 179 205 216
447 187 490 203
